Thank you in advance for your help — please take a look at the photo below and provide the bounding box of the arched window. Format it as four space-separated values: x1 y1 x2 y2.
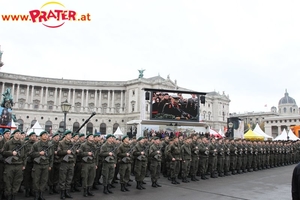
45 120 52 132
100 123 106 135
86 122 93 134
17 119 24 131
73 122 80 133
31 120 37 128
290 107 293 113
59 121 64 132
113 123 119 133
284 107 287 113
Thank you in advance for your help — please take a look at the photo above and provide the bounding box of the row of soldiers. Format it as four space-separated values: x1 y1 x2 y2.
0 128 299 200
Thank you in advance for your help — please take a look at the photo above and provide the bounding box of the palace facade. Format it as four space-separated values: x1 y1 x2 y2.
0 72 230 135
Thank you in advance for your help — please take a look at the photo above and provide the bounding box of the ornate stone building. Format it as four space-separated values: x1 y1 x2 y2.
0 72 230 135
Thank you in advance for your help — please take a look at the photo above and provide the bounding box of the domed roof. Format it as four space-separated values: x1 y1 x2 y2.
278 90 297 105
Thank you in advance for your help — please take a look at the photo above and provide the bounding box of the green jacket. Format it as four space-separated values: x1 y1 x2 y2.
100 142 117 164
149 143 162 162
2 138 26 165
117 143 132 164
57 139 76 163
79 141 98 165
167 142 182 160
30 140 54 168
181 143 191 161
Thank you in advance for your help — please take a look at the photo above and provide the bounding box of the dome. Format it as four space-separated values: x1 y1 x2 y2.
278 90 297 105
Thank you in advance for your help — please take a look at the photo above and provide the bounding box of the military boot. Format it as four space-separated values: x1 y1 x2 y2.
107 186 113 194
194 176 199 181
191 176 196 181
34 192 39 200
171 178 177 184
11 194 15 200
49 186 53 195
60 190 65 200
103 186 109 195
136 182 142 190
39 191 45 200
155 182 162 187
124 184 130 191
121 184 126 192
87 187 94 196
152 182 157 187
140 182 146 189
73 184 80 192
83 188 88 197
25 189 30 197
92 183 98 190
53 185 59 194
65 190 73 198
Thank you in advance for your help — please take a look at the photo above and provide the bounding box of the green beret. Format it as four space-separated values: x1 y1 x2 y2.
2 129 10 135
24 137 29 141
122 135 129 141
153 137 159 140
72 133 79 138
52 133 60 138
60 135 65 141
79 133 85 138
10 135 14 139
86 133 93 139
106 134 114 139
28 132 36 137
137 136 144 141
64 130 72 136
21 131 25 135
12 129 21 135
40 131 48 136
93 134 100 137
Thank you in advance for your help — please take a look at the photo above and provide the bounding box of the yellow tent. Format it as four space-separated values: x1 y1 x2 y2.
244 129 264 141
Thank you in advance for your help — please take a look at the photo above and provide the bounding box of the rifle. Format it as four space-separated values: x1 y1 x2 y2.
5 141 29 164
121 146 135 163
137 144 150 161
74 112 96 133
62 142 81 162
153 146 162 161
82 145 101 163
33 144 54 164
104 144 120 162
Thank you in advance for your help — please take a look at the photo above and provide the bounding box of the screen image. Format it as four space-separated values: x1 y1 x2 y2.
150 90 199 121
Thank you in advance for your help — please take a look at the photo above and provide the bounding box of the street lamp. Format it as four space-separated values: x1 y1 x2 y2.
61 99 71 132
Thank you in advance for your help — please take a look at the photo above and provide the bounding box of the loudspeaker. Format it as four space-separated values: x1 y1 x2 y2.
145 92 150 100
200 95 205 104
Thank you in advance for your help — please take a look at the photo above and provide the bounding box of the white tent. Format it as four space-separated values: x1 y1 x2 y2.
10 120 17 131
26 121 45 136
253 123 273 140
113 127 124 137
274 129 299 141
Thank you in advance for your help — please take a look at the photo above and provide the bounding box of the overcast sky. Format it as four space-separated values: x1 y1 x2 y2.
1 0 300 113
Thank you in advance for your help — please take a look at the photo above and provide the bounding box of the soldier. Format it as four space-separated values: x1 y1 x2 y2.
236 139 243 174
161 136 169 177
229 139 238 175
149 137 162 187
78 133 98 197
117 135 133 192
199 137 210 179
71 133 85 192
208 137 218 178
93 134 103 189
241 139 248 173
167 136 182 184
217 138 225 177
100 134 117 194
23 132 37 197
180 137 192 183
247 140 254 172
130 136 137 176
2 129 26 200
57 130 77 200
223 138 231 176
0 129 10 199
133 137 148 190
253 141 259 171
48 132 60 195
164 139 174 180
190 134 200 181
30 130 53 200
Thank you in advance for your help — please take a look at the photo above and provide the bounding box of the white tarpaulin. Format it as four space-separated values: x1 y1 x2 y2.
274 129 299 141
113 127 124 137
253 123 273 140
26 121 45 136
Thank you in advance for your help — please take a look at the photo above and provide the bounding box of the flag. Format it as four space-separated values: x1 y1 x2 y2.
264 104 267 107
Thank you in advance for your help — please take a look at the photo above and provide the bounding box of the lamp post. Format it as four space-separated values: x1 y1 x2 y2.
61 99 71 132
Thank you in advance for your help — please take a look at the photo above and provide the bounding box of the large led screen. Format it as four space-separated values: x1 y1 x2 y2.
150 90 199 121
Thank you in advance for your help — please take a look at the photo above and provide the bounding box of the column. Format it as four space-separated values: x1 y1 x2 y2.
94 89 97 108
1 82 5 94
12 84 15 97
54 88 57 110
16 84 19 103
112 90 115 113
123 91 126 113
81 89 84 111
59 88 62 104
45 87 48 107
30 86 34 109
107 90 110 113
26 85 29 108
99 90 102 113
85 89 89 107
121 90 123 113
40 87 44 107
72 89 75 111
67 88 71 103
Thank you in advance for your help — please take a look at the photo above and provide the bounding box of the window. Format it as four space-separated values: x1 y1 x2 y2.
100 123 106 135
45 120 52 132
113 123 119 133
17 119 24 131
88 103 95 112
77 92 81 98
102 103 107 114
290 107 293 113
33 100 40 109
35 90 40 95
47 101 54 110
63 92 68 97
115 103 120 113
131 101 135 112
49 91 54 96
59 121 65 132
90 93 95 98
132 90 135 96
208 112 211 121
86 122 93 134
75 102 81 112
18 98 25 109
208 104 210 108
73 122 80 132
20 88 25 94
284 107 287 113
